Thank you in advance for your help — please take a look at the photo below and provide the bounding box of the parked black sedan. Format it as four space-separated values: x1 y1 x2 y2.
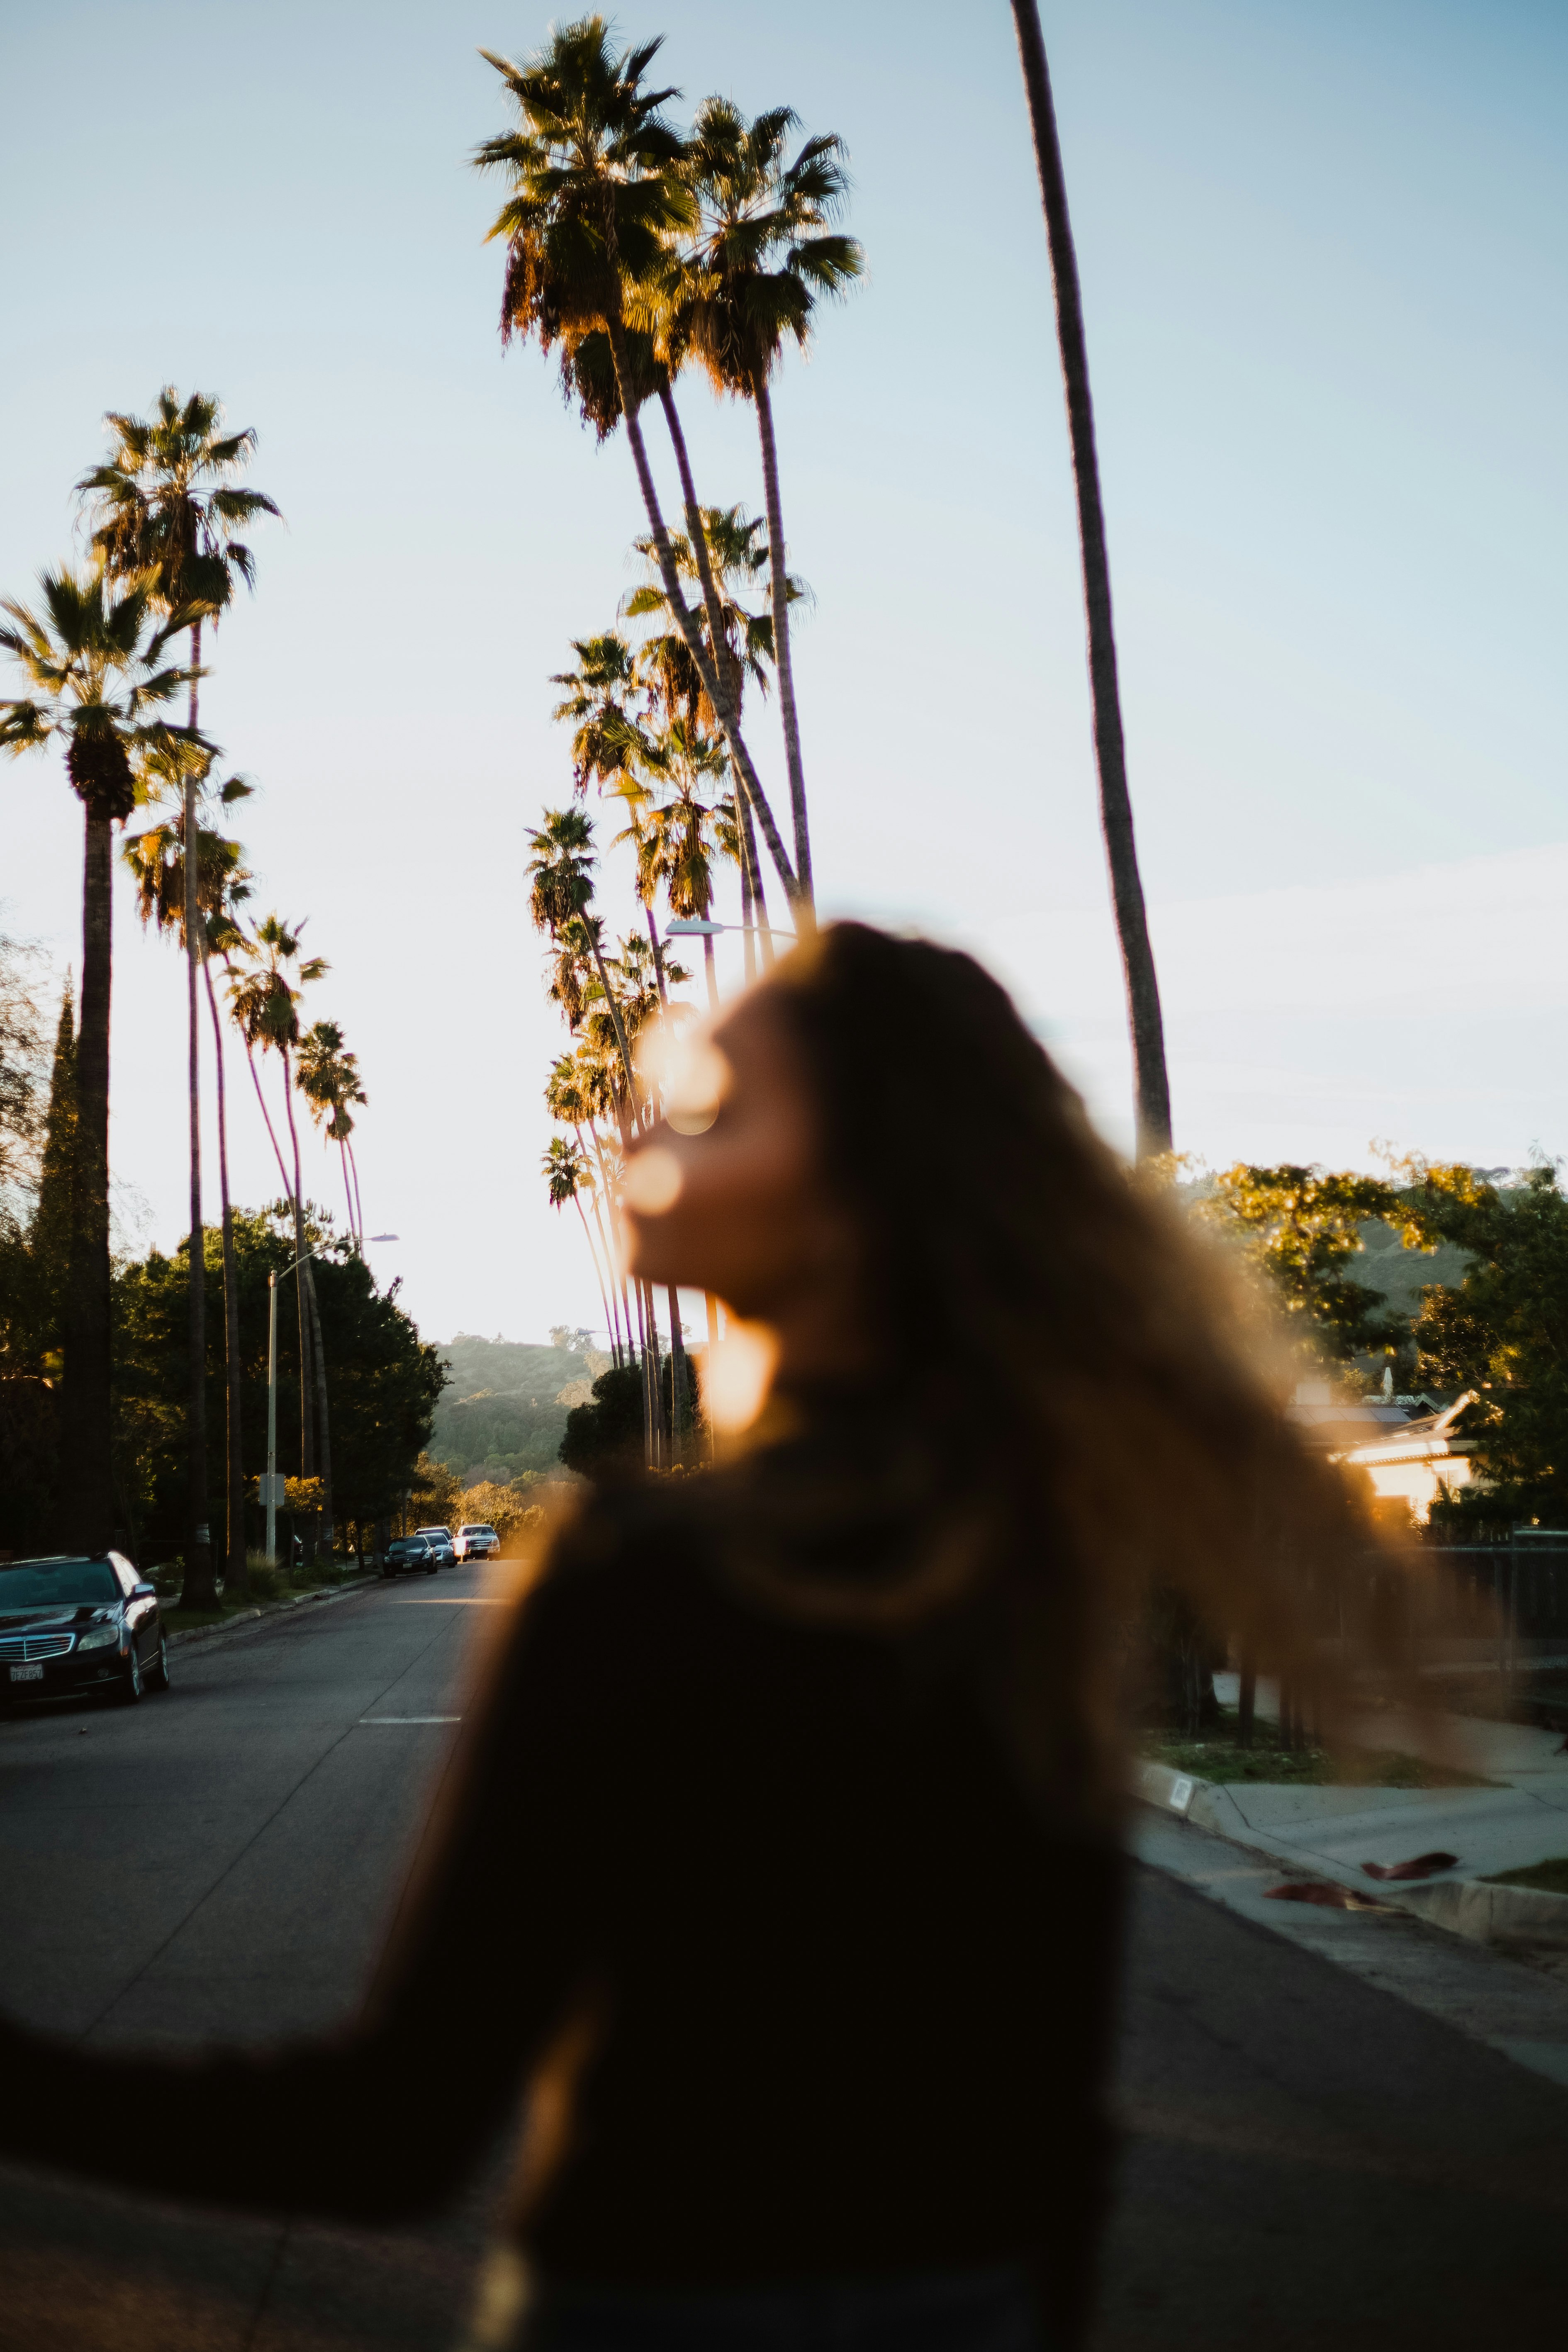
380 1535 439 1578
0 1553 169 1709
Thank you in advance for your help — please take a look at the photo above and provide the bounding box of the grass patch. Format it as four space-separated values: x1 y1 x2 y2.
158 1555 371 1636
1483 1856 1568 1896
1143 1709 1494 1790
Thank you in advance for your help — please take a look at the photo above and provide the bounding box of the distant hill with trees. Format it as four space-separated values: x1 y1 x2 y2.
427 1326 608 1484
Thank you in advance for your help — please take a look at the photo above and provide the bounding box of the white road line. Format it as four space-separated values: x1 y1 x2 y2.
358 1715 463 1725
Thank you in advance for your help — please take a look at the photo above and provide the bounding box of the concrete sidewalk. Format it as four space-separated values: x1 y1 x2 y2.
1140 1671 1568 1957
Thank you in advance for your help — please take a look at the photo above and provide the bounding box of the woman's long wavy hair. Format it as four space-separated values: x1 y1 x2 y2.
732 922 1423 1832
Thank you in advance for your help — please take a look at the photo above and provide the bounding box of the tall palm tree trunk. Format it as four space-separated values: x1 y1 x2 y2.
643 1281 667 1469
63 809 115 1552
630 1277 653 1468
303 1264 333 1558
204 962 246 1599
1010 0 1172 1159
575 1124 624 1363
665 1287 690 1465
572 1191 617 1360
337 1138 355 1236
738 786 776 969
242 1035 293 1199
280 1052 316 1505
752 380 813 918
702 931 719 1012
604 319 800 909
736 797 757 984
704 1292 720 1465
585 1122 633 1366
180 631 215 1606
346 1137 365 1248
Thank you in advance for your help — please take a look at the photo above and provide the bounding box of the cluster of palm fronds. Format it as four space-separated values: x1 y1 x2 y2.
484 18 863 1466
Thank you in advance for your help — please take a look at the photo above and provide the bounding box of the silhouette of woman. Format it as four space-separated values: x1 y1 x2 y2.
0 926 1402 2349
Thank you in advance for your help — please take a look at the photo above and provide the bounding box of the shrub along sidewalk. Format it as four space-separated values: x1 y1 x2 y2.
156 1555 375 1643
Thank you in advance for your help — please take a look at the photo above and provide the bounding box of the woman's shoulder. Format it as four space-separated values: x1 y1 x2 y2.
528 1475 727 1633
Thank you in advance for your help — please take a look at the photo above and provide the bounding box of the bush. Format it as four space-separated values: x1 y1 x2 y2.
559 1365 645 1479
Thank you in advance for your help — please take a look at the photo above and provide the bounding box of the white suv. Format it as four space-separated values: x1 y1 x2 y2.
454 1524 500 1563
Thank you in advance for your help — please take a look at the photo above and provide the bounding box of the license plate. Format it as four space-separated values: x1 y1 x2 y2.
9 1663 44 1682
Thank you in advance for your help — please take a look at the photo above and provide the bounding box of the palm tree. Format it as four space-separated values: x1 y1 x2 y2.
297 1020 367 1246
0 564 191 1550
624 508 792 971
124 779 255 1595
231 915 333 1548
1009 2 1171 1159
545 1057 625 1364
473 17 802 913
77 389 281 1577
656 100 862 911
526 808 639 1114
543 1133 621 1360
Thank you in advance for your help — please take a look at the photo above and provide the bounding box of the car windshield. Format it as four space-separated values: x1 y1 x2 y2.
389 1540 421 1554
0 1558 120 1610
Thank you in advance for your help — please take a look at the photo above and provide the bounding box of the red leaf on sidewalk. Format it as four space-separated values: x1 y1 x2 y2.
1360 1852 1458 1882
1264 1881 1391 1911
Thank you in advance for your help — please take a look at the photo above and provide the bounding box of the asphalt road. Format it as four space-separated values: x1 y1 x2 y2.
2 1569 1566 2351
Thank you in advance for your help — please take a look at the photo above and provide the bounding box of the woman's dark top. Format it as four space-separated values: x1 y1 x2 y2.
0 1468 1123 2326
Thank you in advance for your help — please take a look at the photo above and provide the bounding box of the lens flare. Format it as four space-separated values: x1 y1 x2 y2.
624 1147 683 1215
704 1318 778 1434
665 1039 729 1136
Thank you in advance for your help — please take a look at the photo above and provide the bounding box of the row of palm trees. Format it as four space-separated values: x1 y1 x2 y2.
0 390 370 1602
475 17 862 928
486 17 869 1461
493 11 1174 1451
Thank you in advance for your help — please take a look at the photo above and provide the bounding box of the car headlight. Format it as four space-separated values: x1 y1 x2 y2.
78 1622 121 1652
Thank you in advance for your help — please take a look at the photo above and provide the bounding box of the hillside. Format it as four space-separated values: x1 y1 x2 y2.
427 1331 608 1483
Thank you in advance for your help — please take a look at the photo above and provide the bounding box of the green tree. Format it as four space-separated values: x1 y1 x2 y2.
78 390 279 1600
474 16 801 913
0 976 71 1554
0 564 191 1547
558 1359 646 1478
656 97 862 908
1401 1162 1568 1521
1010 2 1170 1158
110 1212 440 1573
1198 1164 1409 1365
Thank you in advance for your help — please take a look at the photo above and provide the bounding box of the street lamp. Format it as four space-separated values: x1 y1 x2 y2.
264 1250 315 1567
664 918 794 939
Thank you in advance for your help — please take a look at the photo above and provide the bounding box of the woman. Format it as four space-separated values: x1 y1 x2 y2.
0 925 1395 2349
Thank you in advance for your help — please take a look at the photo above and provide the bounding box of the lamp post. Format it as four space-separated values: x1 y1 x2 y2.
265 1249 315 1568
664 918 794 940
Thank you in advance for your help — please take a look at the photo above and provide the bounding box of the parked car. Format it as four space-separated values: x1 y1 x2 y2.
381 1536 438 1578
0 1552 169 1709
454 1524 500 1563
414 1525 456 1569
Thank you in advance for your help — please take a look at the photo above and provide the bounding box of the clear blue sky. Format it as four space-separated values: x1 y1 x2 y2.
3 0 1564 1344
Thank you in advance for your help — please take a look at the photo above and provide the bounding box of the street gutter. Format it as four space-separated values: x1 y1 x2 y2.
1137 1760 1568 1955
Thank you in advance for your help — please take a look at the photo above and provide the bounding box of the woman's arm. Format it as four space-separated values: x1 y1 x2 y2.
0 1547 607 2223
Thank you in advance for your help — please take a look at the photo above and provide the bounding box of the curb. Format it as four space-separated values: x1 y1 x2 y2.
1135 1760 1568 1954
166 1574 379 1656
